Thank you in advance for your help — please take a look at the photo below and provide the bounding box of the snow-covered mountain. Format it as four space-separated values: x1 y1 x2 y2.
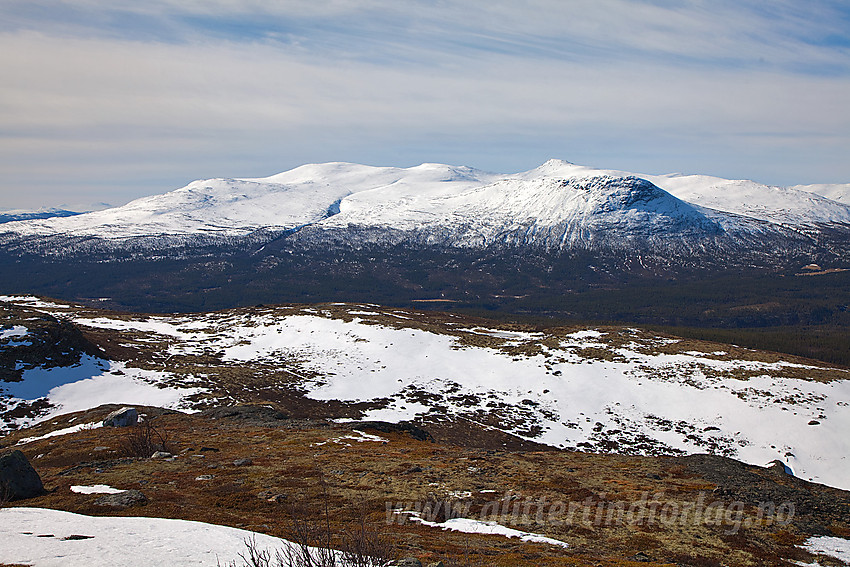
2 163 497 239
2 160 849 304
3 295 849 491
5 159 849 241
528 160 850 227
790 182 850 206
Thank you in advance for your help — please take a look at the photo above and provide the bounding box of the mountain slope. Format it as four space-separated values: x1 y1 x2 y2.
2 295 849 491
529 159 850 227
7 404 850 567
791 182 850 205
318 175 725 249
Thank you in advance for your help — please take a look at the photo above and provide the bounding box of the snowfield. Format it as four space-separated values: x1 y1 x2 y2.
799 536 850 564
791 182 850 206
3 357 201 431
2 296 849 492
0 507 301 567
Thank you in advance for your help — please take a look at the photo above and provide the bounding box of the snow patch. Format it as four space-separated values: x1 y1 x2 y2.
800 536 850 563
70 485 125 495
312 430 388 447
0 507 304 567
1 325 29 340
16 422 102 445
404 511 569 548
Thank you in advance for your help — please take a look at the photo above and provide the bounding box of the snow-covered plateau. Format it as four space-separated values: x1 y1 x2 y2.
2 295 849 492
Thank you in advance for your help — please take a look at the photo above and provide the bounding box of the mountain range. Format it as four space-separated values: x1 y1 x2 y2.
1 160 848 322
4 159 850 248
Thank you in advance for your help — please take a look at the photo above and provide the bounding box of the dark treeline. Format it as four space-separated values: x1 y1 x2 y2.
1 246 847 365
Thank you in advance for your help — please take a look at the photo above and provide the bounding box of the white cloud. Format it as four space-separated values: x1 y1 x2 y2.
0 1 849 208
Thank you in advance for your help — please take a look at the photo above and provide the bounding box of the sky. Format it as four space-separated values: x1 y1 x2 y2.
1 0 849 210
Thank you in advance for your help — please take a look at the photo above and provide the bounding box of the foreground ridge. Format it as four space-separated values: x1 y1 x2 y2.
2 294 849 491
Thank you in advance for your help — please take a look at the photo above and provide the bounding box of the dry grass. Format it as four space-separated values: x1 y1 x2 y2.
1 404 841 567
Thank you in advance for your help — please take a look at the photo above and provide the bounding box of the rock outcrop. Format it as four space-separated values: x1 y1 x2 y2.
103 407 138 428
0 449 46 501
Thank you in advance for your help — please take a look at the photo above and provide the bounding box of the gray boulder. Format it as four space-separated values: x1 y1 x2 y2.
103 407 138 427
94 489 147 508
393 559 423 567
0 450 46 501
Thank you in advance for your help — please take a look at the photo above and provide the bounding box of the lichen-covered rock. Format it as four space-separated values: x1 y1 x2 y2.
94 489 147 508
0 449 46 501
103 407 138 428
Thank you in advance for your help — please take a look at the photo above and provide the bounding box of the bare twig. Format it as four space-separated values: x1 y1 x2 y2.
118 418 172 458
223 472 395 567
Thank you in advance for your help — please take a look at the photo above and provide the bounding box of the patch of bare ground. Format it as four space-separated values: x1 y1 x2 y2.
3 404 848 566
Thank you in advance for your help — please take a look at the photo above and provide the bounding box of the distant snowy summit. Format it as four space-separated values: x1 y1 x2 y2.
1 160 849 268
0 208 82 225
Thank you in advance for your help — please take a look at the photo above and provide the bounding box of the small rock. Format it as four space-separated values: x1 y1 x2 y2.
102 407 138 428
405 465 423 474
195 475 214 481
94 490 147 508
426 562 445 567
151 451 174 459
646 473 662 480
268 494 287 504
394 558 423 567
233 458 253 467
768 460 793 475
631 551 652 562
200 447 220 453
0 449 47 501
